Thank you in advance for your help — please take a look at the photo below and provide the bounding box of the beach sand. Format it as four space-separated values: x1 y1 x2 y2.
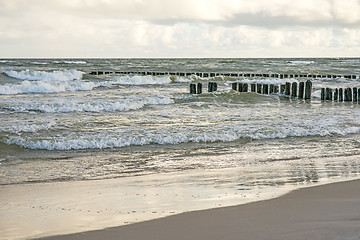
41 179 360 240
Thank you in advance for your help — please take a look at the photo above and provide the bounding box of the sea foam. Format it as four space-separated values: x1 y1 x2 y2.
111 75 172 85
0 79 95 95
0 69 93 94
4 95 173 113
5 69 84 81
6 124 360 151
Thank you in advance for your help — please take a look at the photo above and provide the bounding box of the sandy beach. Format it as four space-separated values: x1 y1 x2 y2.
40 179 360 240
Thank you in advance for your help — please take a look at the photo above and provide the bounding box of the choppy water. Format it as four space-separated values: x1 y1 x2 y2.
1 58 360 186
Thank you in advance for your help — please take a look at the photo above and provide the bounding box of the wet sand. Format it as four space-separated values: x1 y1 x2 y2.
42 179 360 240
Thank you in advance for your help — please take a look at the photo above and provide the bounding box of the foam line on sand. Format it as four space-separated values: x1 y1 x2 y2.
41 179 360 240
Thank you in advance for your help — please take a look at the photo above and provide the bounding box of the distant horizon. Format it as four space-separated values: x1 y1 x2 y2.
1 56 360 60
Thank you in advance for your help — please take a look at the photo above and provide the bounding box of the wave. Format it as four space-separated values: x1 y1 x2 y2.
63 61 87 64
0 79 95 95
31 61 48 65
0 69 91 94
110 75 172 85
5 124 360 150
4 69 84 81
4 95 173 113
287 60 314 65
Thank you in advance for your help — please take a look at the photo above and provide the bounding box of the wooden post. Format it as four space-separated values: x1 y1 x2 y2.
280 85 285 94
257 84 262 94
339 88 343 102
232 83 237 91
291 82 297 97
344 88 352 101
208 82 213 92
190 84 196 94
298 82 305 99
334 89 339 101
197 83 202 94
321 88 325 101
305 80 312 100
263 84 269 94
285 82 291 96
269 84 274 94
274 85 279 93
238 83 243 92
251 84 256 92
325 88 332 101
353 87 358 102
243 83 248 92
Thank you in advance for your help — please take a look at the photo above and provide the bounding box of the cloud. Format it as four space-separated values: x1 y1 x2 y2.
0 0 359 57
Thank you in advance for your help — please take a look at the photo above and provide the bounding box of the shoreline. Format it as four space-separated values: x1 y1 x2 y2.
41 178 360 240
1 162 360 240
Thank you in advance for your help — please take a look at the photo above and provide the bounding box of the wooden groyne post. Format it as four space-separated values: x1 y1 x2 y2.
305 80 312 100
189 83 203 94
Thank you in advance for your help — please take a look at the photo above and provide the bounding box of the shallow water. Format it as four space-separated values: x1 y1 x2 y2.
1 58 360 239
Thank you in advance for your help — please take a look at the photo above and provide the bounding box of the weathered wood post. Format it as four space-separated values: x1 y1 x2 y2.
305 80 312 100
325 88 332 101
291 82 298 97
353 87 358 102
243 83 248 92
298 82 305 99
197 83 202 94
232 83 237 91
285 82 291 96
274 85 279 93
344 88 352 101
190 84 196 94
321 88 325 101
270 84 274 94
263 84 269 94
257 84 262 94
280 85 285 94
251 84 256 92
238 83 243 92
339 88 344 102
334 89 339 101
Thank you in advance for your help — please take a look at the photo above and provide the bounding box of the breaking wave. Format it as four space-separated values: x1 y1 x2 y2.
4 69 84 81
0 69 93 94
5 95 173 113
5 124 360 150
111 75 172 85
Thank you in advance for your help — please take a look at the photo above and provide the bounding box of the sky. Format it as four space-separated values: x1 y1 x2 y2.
1 0 360 58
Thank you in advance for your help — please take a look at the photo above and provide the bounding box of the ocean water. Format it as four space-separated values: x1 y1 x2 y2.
1 58 360 186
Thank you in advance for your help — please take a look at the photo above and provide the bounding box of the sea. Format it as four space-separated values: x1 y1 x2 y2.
1 58 360 237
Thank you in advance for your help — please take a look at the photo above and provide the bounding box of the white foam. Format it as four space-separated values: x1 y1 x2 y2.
0 79 96 95
287 60 314 65
4 95 173 113
111 75 171 85
31 62 48 65
63 61 87 64
5 69 84 81
174 77 192 83
6 124 360 150
0 70 91 94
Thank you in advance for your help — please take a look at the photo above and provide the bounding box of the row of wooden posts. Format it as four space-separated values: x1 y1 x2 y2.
190 80 313 99
89 71 359 80
321 87 360 102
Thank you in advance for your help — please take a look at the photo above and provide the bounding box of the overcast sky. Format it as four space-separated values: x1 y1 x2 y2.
1 0 360 58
